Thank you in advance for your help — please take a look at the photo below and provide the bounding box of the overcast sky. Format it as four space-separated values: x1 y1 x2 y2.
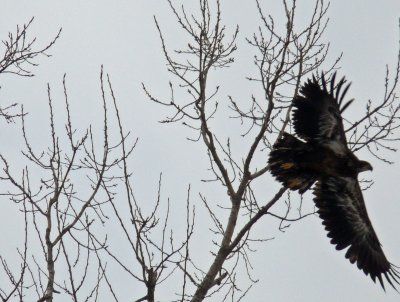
1 1 400 302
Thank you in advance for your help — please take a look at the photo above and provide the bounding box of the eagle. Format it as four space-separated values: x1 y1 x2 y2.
268 73 399 290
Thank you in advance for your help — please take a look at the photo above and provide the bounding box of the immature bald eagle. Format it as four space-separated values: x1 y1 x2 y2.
268 73 399 290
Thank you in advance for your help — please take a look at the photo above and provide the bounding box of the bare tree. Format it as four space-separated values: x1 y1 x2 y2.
0 67 142 301
142 0 400 301
0 17 194 301
0 17 61 302
0 67 194 302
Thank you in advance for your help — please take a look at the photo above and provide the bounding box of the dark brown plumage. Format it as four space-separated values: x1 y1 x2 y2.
268 72 399 291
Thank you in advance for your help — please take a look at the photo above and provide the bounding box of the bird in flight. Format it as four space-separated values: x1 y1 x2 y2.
268 72 399 291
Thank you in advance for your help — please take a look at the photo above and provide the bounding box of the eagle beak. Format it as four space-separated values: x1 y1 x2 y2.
365 163 373 172
358 161 373 173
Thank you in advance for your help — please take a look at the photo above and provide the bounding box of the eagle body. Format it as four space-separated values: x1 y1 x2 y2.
269 132 371 193
268 73 399 290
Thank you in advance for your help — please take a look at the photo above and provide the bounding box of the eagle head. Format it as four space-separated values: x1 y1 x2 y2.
357 160 373 173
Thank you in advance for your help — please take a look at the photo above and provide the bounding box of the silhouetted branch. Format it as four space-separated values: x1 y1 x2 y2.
0 17 61 77
346 23 400 162
0 17 60 123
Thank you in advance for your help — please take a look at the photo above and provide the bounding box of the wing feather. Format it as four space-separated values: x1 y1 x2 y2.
292 72 351 155
313 176 400 291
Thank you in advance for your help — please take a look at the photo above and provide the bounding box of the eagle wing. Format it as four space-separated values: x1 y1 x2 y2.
313 176 400 290
292 73 353 154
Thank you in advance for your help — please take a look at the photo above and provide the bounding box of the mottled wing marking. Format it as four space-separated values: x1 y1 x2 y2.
314 176 400 290
318 110 347 155
281 162 295 169
288 178 305 188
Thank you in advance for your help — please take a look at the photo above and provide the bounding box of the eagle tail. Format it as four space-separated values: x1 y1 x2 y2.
268 133 316 194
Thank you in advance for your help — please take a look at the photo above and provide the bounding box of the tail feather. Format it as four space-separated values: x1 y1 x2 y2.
268 133 316 194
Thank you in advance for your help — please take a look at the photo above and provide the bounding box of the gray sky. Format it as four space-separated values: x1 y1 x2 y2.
1 1 400 301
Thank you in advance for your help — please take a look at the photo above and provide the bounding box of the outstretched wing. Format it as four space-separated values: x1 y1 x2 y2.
313 176 400 290
292 73 353 154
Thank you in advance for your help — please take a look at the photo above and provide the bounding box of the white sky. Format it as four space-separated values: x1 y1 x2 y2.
1 1 400 301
